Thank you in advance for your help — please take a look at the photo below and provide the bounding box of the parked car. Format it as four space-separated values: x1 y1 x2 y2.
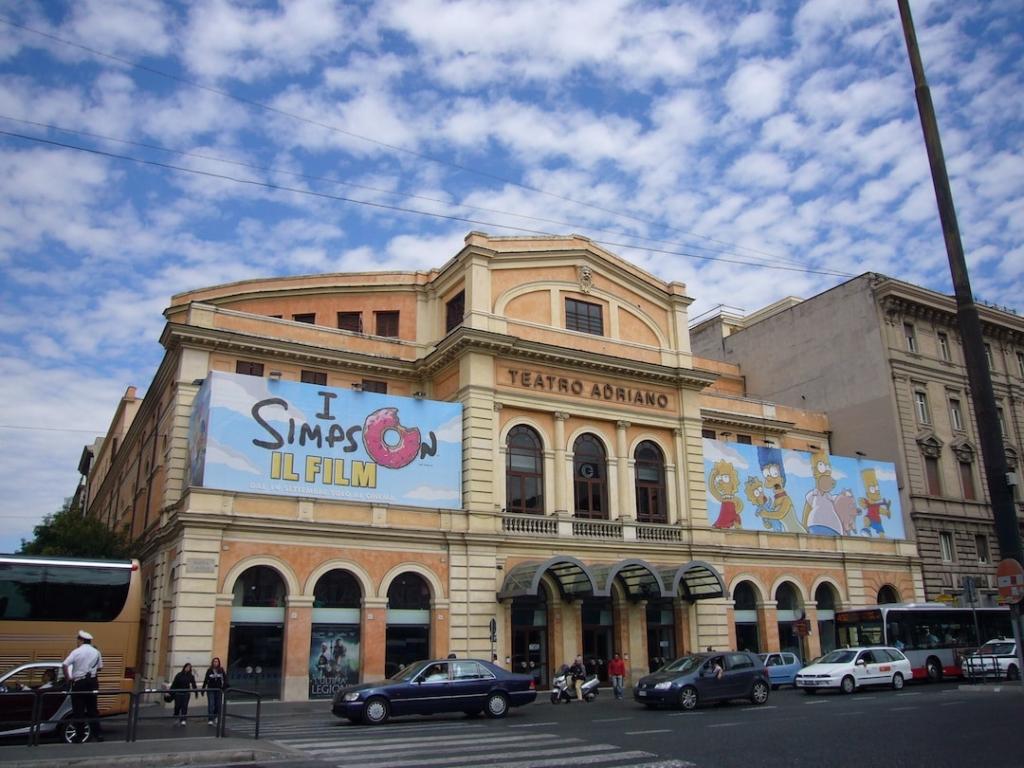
962 639 1019 681
0 662 86 743
633 651 770 711
332 658 537 725
758 652 802 689
795 647 912 694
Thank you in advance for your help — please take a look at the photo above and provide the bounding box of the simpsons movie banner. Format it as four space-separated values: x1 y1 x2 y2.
188 371 463 509
703 439 905 540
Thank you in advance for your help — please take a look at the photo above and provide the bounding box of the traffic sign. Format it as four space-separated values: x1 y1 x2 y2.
996 558 1024 604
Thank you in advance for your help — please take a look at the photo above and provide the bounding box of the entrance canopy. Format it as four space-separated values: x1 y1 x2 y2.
498 558 727 601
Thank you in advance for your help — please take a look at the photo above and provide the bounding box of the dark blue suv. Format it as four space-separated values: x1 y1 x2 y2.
634 651 770 710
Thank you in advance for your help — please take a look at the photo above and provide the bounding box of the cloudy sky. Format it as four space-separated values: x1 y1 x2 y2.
1 0 1021 553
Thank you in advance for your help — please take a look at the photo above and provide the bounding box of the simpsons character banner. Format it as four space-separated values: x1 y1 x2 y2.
188 371 463 509
703 439 905 540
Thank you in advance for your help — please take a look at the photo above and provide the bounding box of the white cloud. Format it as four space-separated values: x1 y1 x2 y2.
725 59 789 121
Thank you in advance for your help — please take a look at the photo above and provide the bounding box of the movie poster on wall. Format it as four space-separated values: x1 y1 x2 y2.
702 439 905 540
187 371 463 509
309 626 360 699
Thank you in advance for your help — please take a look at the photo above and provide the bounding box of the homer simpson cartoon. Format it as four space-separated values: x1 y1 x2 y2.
708 460 743 529
858 467 892 537
802 451 844 536
756 447 805 534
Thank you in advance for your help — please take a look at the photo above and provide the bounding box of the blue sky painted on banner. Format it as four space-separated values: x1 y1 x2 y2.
0 1 1021 551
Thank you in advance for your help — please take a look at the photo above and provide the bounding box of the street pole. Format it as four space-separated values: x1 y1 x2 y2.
897 0 1024 684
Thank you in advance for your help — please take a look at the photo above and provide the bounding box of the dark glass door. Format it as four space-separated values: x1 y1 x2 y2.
227 623 284 699
582 598 613 682
512 627 547 688
385 625 429 678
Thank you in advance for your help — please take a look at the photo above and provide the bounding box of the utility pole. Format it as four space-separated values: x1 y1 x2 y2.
897 0 1024 676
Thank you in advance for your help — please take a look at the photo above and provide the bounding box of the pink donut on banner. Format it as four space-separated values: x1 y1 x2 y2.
362 407 421 469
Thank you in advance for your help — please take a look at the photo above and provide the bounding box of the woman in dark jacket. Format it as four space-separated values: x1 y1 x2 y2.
171 663 198 726
202 657 228 725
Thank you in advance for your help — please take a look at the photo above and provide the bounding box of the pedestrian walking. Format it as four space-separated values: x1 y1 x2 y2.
202 657 228 726
171 663 199 726
608 652 626 700
61 629 104 742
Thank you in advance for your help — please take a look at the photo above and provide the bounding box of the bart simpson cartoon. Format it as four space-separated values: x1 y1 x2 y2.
858 467 891 537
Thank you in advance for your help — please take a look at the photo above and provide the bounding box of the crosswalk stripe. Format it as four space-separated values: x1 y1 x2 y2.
458 749 658 768
277 724 486 745
307 732 567 755
335 743 622 768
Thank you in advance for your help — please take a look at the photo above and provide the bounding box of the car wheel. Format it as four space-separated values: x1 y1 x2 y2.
891 672 904 690
550 691 560 704
926 658 942 683
485 692 509 718
61 719 90 744
362 697 389 725
840 676 856 695
1007 665 1020 681
679 685 699 711
750 680 770 705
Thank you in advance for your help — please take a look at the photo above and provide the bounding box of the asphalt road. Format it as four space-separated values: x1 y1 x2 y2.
227 681 1024 768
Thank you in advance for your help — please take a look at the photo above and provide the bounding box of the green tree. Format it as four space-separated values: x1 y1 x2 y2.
19 500 133 559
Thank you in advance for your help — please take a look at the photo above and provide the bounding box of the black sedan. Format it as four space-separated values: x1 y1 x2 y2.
332 658 537 724
634 651 770 710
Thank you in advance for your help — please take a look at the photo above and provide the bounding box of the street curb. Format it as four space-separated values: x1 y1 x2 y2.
957 683 1024 693
1 748 290 768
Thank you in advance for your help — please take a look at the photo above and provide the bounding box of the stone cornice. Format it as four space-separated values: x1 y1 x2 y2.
699 408 794 434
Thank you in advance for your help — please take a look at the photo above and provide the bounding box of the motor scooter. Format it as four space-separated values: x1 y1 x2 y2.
550 670 600 703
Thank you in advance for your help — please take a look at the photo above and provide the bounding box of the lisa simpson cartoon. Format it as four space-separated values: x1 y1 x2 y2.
858 467 892 537
708 460 743 529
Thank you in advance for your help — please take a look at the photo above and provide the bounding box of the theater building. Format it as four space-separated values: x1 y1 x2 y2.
81 233 923 700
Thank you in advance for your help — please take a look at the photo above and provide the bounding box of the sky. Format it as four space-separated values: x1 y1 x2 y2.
0 0 1021 553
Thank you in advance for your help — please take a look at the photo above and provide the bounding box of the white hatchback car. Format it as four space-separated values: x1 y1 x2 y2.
962 639 1019 681
795 647 912 694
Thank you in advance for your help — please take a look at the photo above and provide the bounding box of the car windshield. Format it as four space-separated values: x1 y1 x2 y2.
388 662 429 682
818 650 858 664
661 655 704 673
978 642 1015 655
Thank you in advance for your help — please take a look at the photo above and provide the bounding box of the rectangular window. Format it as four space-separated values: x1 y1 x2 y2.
914 391 930 425
375 311 400 338
959 461 976 500
701 429 716 439
939 531 955 562
235 361 264 377
301 370 327 386
445 290 465 333
984 343 993 368
924 455 942 496
292 313 316 324
737 434 752 444
996 407 1006 435
975 534 990 564
337 312 362 333
904 323 917 353
565 298 604 336
949 399 963 431
361 379 387 394
1018 351 1024 378
937 332 951 361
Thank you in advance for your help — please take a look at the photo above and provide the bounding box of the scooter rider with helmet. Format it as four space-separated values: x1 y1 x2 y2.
569 655 586 702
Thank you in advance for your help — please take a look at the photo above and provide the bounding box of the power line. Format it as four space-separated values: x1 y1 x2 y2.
0 128 857 279
0 15 816 270
0 114 818 269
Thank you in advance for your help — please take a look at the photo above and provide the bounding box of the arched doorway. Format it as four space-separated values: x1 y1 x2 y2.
877 584 900 604
581 596 614 681
385 573 431 677
733 581 762 653
573 434 608 519
645 599 676 671
309 569 362 698
229 565 286 699
634 441 667 523
815 583 839 654
510 582 549 688
775 582 804 660
506 425 544 514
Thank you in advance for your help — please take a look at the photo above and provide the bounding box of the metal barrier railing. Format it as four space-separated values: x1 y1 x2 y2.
0 685 261 746
963 653 1007 683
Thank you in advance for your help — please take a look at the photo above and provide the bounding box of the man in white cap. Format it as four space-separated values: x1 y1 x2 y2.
62 630 104 742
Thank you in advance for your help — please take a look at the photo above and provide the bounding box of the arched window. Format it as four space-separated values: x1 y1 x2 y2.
877 585 900 604
387 573 431 610
733 581 761 653
573 434 608 519
634 441 667 523
313 570 362 609
815 583 839 654
506 426 544 514
232 566 285 607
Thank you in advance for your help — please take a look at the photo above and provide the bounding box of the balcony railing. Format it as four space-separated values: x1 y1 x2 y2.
500 513 685 543
572 518 623 539
501 513 558 537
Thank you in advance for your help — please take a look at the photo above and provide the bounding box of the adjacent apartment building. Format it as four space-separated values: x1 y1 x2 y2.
80 235 922 700
691 273 1024 607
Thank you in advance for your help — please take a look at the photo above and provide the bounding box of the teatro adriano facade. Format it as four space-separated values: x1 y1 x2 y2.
81 233 923 700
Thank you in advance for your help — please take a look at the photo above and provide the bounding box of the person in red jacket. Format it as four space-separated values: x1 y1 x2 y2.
608 653 627 700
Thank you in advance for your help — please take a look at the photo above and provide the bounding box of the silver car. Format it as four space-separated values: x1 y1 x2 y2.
0 662 88 743
962 639 1019 681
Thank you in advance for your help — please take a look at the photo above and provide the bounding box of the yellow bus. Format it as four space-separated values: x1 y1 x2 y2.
0 555 142 713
